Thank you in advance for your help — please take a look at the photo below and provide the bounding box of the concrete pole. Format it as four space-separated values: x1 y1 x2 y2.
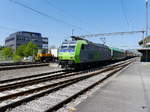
145 0 149 61
145 0 149 37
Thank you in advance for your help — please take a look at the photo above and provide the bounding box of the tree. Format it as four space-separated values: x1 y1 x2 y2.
0 46 4 50
0 46 3 60
0 50 2 60
13 54 21 62
24 41 38 57
2 47 13 60
16 44 26 57
15 41 38 57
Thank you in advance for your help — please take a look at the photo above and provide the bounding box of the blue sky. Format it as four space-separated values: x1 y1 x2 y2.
0 0 148 49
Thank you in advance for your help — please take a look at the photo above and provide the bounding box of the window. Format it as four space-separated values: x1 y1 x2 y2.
5 37 15 43
17 44 20 46
42 38 48 40
68 45 75 49
61 46 68 49
10 44 14 47
32 34 36 37
42 44 48 49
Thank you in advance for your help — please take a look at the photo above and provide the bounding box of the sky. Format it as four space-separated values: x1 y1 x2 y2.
0 0 148 49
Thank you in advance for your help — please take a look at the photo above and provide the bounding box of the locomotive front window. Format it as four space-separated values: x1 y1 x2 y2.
68 45 75 49
61 46 68 49
61 45 75 49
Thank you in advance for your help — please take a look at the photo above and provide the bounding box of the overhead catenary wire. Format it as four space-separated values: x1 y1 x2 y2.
45 0 86 24
45 0 99 31
9 0 87 31
120 0 131 30
45 0 92 34
79 31 145 38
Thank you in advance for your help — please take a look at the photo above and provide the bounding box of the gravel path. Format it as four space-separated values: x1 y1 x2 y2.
0 64 61 81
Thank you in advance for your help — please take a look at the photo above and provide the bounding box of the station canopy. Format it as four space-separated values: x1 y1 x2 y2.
139 35 150 47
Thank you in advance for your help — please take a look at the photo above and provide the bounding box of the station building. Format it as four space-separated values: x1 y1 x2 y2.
138 35 150 62
5 31 48 50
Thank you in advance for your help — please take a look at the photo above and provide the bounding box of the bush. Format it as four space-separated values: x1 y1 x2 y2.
13 54 21 62
2 47 13 60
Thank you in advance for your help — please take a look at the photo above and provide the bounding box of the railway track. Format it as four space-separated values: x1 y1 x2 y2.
0 70 66 84
0 63 50 71
0 59 135 112
0 58 132 85
0 62 43 66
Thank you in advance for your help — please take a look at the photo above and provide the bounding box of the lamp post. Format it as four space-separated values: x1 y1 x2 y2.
145 0 149 37
145 0 149 61
31 39 38 62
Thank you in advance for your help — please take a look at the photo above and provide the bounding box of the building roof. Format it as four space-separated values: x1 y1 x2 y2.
139 35 150 47
18 31 41 35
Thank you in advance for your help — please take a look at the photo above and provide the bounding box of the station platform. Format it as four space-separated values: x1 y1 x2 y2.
138 48 150 62
75 61 150 112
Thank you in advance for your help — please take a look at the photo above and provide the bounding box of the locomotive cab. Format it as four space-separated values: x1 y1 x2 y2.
58 40 77 68
58 37 88 69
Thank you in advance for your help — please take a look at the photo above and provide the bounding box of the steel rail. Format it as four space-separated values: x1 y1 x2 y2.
0 58 134 84
0 71 71 92
46 61 134 112
0 70 88 102
46 67 124 112
0 60 134 112
0 70 65 84
0 63 49 71
0 60 131 92
0 64 128 101
0 62 43 66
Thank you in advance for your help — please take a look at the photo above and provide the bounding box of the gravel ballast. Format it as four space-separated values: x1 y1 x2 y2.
0 65 61 81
